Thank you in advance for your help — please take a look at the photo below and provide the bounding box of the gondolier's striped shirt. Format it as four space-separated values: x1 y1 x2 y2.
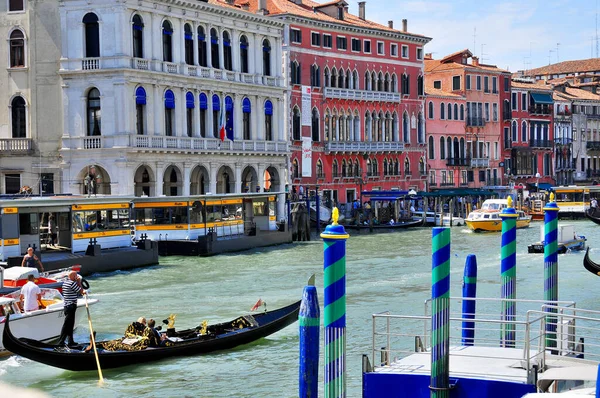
62 280 82 306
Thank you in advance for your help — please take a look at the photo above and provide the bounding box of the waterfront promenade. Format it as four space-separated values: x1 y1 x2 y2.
0 221 598 397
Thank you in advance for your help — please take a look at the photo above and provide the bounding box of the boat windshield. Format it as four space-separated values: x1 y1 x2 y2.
481 202 505 211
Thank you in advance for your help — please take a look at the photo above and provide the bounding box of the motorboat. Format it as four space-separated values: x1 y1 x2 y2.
527 224 586 254
412 211 465 227
465 198 532 232
0 266 89 296
2 300 299 371
0 288 98 356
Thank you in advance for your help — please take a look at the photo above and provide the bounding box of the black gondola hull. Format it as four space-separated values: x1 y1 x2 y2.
3 301 300 371
583 247 600 276
585 208 600 225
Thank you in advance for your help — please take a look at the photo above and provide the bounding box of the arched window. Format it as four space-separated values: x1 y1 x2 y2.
11 96 26 138
341 160 347 177
446 137 452 160
83 13 100 58
447 103 452 120
354 160 360 177
511 120 518 141
383 158 388 176
225 96 234 139
184 24 194 65
186 91 194 137
428 101 434 119
391 74 397 93
199 93 208 137
210 28 219 69
377 72 384 91
371 72 377 92
9 30 25 68
311 108 320 142
317 160 324 179
291 61 301 85
325 68 331 87
418 113 425 143
521 121 527 142
132 15 144 59
240 35 249 73
292 106 301 141
428 135 435 160
338 69 345 88
212 94 220 138
404 158 410 175
401 73 410 95
460 104 464 120
310 64 320 87
345 69 350 89
384 73 390 92
403 113 409 143
265 100 273 141
87 88 101 136
292 159 299 179
394 159 400 176
262 39 271 76
417 75 424 96
353 70 359 89
332 159 339 178
440 102 445 120
135 87 146 135
453 103 458 120
440 136 446 159
364 71 370 90
223 31 232 71
164 89 175 136
419 158 425 175
242 97 251 140
162 20 173 62
198 26 207 67
372 159 379 176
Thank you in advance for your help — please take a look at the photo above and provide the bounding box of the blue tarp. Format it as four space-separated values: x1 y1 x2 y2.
530 92 553 105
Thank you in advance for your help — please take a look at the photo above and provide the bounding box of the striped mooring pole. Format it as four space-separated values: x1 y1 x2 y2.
321 207 349 398
544 192 559 351
461 254 478 346
431 227 451 398
299 284 320 398
500 196 518 348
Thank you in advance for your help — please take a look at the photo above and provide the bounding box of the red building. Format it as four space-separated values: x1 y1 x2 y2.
506 79 555 188
244 0 431 205
425 50 511 189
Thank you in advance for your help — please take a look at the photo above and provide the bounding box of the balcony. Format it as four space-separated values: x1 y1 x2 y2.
587 141 600 151
62 134 289 155
556 160 576 171
0 138 33 154
555 137 573 145
529 139 553 149
325 141 405 153
61 56 284 88
446 157 470 167
528 105 552 116
555 110 571 120
466 117 485 127
323 87 400 103
503 111 512 121
470 158 489 168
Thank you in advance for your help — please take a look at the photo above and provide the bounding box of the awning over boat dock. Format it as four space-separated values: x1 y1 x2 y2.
418 189 498 197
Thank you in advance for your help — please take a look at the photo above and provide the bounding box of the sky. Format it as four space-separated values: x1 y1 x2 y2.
346 0 600 72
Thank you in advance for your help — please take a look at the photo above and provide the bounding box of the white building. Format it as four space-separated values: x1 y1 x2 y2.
0 0 63 195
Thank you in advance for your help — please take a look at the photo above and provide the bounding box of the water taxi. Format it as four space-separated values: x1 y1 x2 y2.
465 198 532 232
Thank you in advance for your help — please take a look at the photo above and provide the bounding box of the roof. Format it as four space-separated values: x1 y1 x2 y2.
524 58 600 77
234 0 430 39
425 50 509 74
561 86 600 101
510 80 552 92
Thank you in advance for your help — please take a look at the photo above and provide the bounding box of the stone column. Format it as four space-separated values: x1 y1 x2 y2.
192 22 199 66
206 24 213 68
182 162 192 196
219 28 225 71
248 33 256 75
257 163 265 192
175 88 185 137
235 163 242 193
231 29 240 72
153 84 162 136
274 98 282 141
208 91 215 138
234 94 242 141
209 162 218 194
155 162 165 196
194 89 201 137
151 14 161 69
255 95 262 140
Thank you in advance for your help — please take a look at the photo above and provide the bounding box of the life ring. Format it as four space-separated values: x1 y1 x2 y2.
81 278 90 290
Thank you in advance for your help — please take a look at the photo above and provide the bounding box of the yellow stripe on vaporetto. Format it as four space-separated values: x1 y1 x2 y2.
205 200 222 206
269 216 276 221
3 238 19 246
72 203 129 211
73 229 130 239
2 207 17 214
134 201 188 208
269 196 276 201
189 224 206 229
221 199 242 205
134 224 188 231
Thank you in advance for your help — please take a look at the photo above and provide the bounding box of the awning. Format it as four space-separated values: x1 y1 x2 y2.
530 92 553 105
419 189 498 197
528 182 553 191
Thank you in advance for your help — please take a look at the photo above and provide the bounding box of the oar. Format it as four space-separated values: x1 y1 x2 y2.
84 293 104 386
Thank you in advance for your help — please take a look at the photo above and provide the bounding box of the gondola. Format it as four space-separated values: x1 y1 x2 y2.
585 208 600 226
344 219 423 231
2 300 300 371
583 247 600 276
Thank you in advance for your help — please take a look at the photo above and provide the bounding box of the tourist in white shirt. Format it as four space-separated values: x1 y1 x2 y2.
20 274 43 312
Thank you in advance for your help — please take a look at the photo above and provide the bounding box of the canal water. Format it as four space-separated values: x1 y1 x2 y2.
1 220 599 397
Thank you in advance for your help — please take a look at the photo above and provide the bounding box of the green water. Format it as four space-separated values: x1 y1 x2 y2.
1 221 599 397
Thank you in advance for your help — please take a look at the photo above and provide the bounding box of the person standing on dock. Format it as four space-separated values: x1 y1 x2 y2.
57 271 86 347
48 215 57 247
21 247 44 272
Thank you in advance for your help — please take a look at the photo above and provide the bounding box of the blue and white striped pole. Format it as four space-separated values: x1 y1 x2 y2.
461 254 478 346
299 285 320 398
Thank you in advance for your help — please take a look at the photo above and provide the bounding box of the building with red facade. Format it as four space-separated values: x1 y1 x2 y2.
424 50 511 190
506 79 555 189
242 0 431 205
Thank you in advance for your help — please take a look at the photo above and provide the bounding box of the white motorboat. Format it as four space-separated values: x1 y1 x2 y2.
0 288 98 356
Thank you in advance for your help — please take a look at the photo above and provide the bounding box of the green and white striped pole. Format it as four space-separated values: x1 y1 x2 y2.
431 227 450 398
321 208 349 398
500 196 518 348
544 192 559 351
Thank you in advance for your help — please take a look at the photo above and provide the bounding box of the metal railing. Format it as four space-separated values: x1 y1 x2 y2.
129 135 289 154
325 141 404 152
471 157 490 168
323 87 400 102
466 117 485 127
586 141 600 151
369 297 592 382
530 139 553 148
446 157 470 167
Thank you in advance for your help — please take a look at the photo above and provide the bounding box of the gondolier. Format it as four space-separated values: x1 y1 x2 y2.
57 271 86 347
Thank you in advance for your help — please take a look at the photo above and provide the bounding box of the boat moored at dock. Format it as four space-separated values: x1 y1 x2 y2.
527 224 586 254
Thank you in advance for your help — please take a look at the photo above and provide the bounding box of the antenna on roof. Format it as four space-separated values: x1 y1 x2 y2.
473 27 476 56
548 49 554 65
556 43 560 63
480 43 487 63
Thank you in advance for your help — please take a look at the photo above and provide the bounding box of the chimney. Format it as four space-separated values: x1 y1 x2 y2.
424 53 433 60
388 20 393 29
358 1 366 20
257 0 267 14
471 56 479 66
401 19 407 32
241 2 249 10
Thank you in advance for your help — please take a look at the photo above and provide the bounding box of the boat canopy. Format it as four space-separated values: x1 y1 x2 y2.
536 365 597 392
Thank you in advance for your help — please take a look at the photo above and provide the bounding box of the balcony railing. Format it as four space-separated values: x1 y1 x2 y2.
82 57 100 70
529 106 552 115
587 141 600 151
555 137 573 145
471 158 490 168
466 117 485 127
556 160 576 171
133 58 149 70
325 141 405 153
0 138 33 153
163 62 178 74
446 157 470 167
323 87 400 103
529 139 553 148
